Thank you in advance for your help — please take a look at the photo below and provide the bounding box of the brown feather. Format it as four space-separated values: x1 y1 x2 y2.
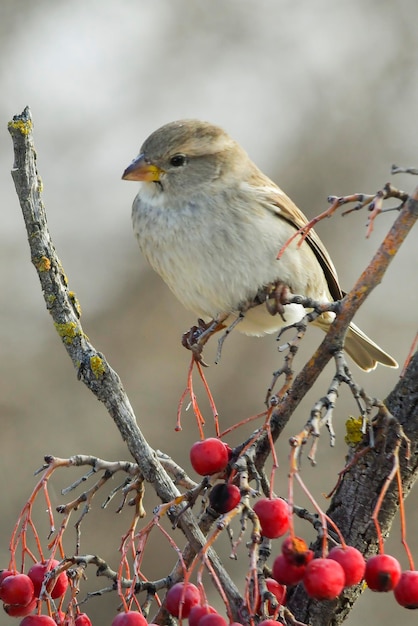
249 169 343 301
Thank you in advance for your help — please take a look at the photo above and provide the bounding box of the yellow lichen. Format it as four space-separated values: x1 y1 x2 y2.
8 118 33 136
54 322 79 344
56 260 68 286
35 256 51 272
90 355 105 379
344 416 364 446
69 291 82 318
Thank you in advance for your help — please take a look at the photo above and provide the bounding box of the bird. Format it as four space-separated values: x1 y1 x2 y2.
122 119 397 371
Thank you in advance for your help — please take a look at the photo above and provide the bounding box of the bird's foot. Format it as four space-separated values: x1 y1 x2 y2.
263 282 292 321
182 316 227 365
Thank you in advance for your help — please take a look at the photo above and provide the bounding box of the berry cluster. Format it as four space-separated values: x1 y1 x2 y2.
2 431 417 625
272 539 418 608
365 554 418 608
0 562 92 625
163 580 284 626
187 435 418 619
269 538 364 600
190 438 240 515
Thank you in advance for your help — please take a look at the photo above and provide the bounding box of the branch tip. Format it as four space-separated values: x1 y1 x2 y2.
8 106 33 136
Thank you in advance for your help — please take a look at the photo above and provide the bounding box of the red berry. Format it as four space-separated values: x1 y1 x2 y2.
253 498 289 539
190 439 229 476
199 614 227 626
0 573 34 606
303 558 345 600
272 554 306 586
281 536 313 566
258 620 280 626
3 596 37 617
266 577 286 604
365 554 401 592
20 617 57 625
394 570 418 608
327 546 366 587
165 581 200 618
0 570 14 585
75 614 93 626
188 604 217 626
52 610 65 625
209 483 241 514
28 560 68 599
257 577 286 614
111 611 148 626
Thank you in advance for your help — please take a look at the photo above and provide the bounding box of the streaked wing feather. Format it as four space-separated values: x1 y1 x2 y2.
264 186 343 301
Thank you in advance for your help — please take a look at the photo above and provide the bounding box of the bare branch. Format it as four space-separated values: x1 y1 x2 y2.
8 107 244 620
254 184 418 468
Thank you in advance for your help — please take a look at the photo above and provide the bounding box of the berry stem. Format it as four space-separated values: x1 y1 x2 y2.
177 357 206 438
195 360 220 437
371 442 401 554
396 465 415 569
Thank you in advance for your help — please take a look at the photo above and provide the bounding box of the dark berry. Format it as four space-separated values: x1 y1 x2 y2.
209 483 240 513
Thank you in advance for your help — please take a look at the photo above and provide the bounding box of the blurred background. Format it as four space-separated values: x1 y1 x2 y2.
1 1 417 624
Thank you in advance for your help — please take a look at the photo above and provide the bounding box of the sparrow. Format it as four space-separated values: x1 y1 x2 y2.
122 119 397 371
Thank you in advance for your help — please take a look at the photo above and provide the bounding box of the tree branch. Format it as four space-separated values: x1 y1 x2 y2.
8 107 244 622
286 351 418 625
255 184 418 460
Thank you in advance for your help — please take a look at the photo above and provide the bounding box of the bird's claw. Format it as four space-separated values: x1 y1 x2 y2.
181 317 227 366
263 282 292 321
182 320 208 365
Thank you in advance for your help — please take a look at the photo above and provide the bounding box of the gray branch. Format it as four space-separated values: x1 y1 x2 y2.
8 107 243 623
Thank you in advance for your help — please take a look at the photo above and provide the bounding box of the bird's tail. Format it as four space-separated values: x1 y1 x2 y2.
313 314 398 371
344 322 398 371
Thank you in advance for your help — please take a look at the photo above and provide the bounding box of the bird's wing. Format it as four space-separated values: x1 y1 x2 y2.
262 183 343 301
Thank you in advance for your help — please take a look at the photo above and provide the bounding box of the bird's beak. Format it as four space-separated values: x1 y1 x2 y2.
122 154 163 182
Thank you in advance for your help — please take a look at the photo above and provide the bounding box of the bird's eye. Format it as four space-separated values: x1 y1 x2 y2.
169 154 187 167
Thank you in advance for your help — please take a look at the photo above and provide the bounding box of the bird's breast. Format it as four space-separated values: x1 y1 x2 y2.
132 188 330 322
